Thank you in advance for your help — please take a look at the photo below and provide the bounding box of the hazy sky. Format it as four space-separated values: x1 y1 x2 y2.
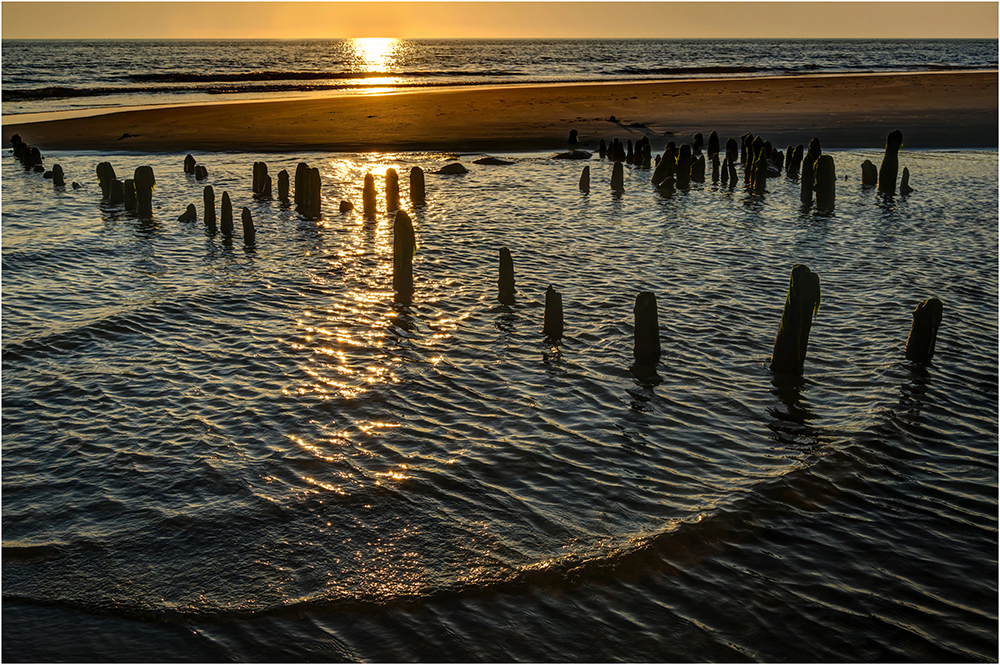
2 1 997 39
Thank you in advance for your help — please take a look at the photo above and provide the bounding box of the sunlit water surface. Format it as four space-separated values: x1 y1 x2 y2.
2 147 997 661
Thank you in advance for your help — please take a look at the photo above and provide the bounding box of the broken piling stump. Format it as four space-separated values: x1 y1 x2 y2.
393 209 416 303
134 166 155 218
241 207 256 246
905 298 943 362
498 247 516 305
221 191 234 236
386 168 400 211
631 291 660 379
204 185 216 225
878 130 903 195
410 166 426 205
579 165 590 192
543 285 564 341
769 264 821 375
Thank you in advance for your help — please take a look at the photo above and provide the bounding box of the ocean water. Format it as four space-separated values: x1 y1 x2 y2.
2 142 997 661
2 38 997 116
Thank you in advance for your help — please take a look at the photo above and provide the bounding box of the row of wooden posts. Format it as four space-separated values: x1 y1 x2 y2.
585 129 914 205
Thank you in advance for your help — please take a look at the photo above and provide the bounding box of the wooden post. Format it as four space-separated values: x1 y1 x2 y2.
814 154 836 208
386 168 400 211
498 247 516 305
221 191 233 236
543 285 564 340
611 161 624 191
277 169 290 200
878 130 903 195
184 154 196 174
675 144 691 189
109 179 125 205
51 164 65 187
900 167 914 195
393 210 416 303
363 173 377 218
307 167 321 218
631 291 660 374
769 264 821 375
579 165 590 192
123 178 136 211
178 204 197 222
241 207 256 246
96 162 116 199
294 162 308 209
905 298 943 362
204 185 216 225
134 166 155 218
410 166 426 205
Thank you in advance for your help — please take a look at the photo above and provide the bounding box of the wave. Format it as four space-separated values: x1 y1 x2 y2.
125 69 514 83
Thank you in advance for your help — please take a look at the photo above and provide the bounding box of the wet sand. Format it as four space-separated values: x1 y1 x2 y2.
2 72 996 153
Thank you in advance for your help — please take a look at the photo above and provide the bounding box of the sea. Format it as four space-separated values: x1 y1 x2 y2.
2 39 998 662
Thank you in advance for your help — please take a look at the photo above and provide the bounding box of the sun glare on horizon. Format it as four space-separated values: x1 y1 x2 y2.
351 37 400 73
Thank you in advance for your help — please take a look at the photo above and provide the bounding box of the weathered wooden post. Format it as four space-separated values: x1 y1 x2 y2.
611 161 624 191
221 191 234 236
904 298 943 362
788 144 804 178
410 166 426 205
96 162 116 199
393 209 416 303
814 154 836 208
675 144 691 189
691 154 706 183
204 185 216 226
543 285 564 340
878 129 903 195
51 164 65 187
625 139 634 165
800 140 821 204
899 167 914 195
498 247 516 305
861 159 878 186
134 166 155 218
241 207 256 246
769 264 821 375
307 167 321 218
109 179 125 205
708 131 720 159
195 164 208 180
711 154 720 184
178 204 197 222
650 142 675 186
598 138 607 159
294 162 308 209
184 154 196 174
123 178 136 211
579 165 590 192
386 168 400 211
277 169 290 200
253 162 272 198
631 291 660 377
363 173 377 218
29 147 43 171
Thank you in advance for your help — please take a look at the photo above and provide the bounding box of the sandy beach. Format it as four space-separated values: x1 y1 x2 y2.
3 72 997 153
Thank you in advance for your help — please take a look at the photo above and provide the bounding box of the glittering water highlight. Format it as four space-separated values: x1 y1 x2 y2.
2 146 996 661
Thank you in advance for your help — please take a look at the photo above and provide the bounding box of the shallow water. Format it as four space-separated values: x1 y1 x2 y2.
2 145 997 661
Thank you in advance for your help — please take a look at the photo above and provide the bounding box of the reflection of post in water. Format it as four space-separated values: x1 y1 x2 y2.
393 209 416 304
770 264 821 376
767 374 820 447
904 298 943 363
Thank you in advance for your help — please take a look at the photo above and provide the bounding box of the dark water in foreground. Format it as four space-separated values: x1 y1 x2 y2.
2 146 997 661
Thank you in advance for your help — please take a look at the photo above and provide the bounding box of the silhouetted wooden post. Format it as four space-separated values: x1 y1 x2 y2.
860 159 878 186
277 169 290 200
770 264 821 375
204 185 216 225
109 179 125 205
543 285 564 340
363 173 377 218
650 142 675 186
123 178 137 211
294 162 308 209
195 164 208 180
184 154 196 174
393 209 416 303
611 161 624 191
307 167 321 218
178 204 197 222
96 162 116 199
221 191 234 236
579 165 590 192
29 147 43 171
641 139 652 169
498 247 516 305
711 154 720 184
800 140 821 204
386 168 400 211
691 154 706 183
905 298 943 362
676 144 691 189
51 164 65 187
241 207 256 246
878 130 903 195
814 155 836 208
631 291 660 374
900 167 914 195
134 166 155 218
708 130 720 159
409 166 425 205
598 139 607 159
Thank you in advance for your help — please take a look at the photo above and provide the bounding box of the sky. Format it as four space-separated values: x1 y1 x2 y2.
2 1 997 39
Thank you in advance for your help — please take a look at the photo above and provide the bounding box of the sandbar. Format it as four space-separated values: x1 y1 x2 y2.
3 72 997 154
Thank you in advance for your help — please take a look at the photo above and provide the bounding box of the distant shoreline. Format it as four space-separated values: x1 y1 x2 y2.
3 72 997 153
